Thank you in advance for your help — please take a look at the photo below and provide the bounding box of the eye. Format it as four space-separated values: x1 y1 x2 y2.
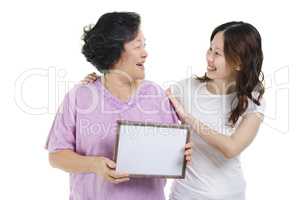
135 43 146 49
215 52 221 56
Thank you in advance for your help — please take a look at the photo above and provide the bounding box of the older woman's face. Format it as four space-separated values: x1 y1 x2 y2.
113 30 148 81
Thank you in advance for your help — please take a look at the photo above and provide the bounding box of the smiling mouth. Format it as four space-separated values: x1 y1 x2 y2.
136 63 145 70
207 66 217 71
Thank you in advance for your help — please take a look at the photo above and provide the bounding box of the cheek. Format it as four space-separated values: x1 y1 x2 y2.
214 58 225 70
128 52 139 63
221 65 236 78
215 59 232 75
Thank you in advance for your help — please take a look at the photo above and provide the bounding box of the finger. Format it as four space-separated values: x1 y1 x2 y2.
186 156 191 161
166 90 177 101
185 150 192 156
103 158 116 169
88 74 97 80
110 171 129 178
86 77 95 83
186 154 192 159
167 93 176 101
113 177 130 184
184 148 192 153
185 152 192 159
169 96 181 107
108 170 129 179
80 80 89 85
106 171 130 183
165 88 172 96
185 142 193 149
105 174 116 183
90 72 97 76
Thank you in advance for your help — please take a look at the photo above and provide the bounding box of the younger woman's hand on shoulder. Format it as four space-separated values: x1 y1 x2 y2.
165 88 189 123
81 72 99 84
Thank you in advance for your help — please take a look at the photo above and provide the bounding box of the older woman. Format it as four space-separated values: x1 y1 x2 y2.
46 12 191 200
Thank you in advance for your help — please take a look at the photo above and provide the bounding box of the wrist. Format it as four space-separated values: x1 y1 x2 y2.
88 156 102 173
183 113 192 124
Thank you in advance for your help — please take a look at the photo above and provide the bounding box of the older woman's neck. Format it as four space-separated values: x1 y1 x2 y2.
104 72 136 87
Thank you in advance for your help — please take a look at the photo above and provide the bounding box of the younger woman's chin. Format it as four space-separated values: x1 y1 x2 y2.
206 72 216 79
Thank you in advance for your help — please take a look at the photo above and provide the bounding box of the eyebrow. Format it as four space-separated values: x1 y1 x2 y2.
132 39 146 47
210 44 223 52
211 42 223 51
136 38 146 42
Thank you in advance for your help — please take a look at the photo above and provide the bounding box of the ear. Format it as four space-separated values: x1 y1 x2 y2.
234 66 241 71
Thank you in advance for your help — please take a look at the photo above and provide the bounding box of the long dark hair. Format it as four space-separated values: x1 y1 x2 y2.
197 21 265 125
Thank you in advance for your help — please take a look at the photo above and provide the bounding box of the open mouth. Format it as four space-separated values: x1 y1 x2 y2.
136 63 145 70
207 66 217 71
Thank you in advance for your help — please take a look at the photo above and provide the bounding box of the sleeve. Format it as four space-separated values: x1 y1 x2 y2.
45 88 77 152
241 93 266 120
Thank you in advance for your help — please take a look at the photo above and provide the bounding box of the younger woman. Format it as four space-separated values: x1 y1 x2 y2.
167 22 265 200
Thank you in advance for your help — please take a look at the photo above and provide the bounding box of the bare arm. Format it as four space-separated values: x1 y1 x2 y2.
48 149 130 184
49 149 97 173
184 113 263 158
166 88 264 159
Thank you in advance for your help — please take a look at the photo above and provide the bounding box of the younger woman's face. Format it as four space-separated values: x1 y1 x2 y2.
113 30 148 81
206 31 237 84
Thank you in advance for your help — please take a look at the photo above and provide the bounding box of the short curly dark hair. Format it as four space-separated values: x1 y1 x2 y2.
82 12 141 73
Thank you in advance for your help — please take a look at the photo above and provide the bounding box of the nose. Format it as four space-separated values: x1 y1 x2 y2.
141 48 148 59
207 50 214 64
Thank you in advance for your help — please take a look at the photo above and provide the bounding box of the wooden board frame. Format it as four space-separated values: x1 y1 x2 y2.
113 120 191 179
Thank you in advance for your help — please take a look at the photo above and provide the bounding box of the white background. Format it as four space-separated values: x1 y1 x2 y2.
0 0 301 199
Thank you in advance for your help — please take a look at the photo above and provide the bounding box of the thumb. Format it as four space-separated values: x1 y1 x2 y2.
165 88 172 96
103 157 116 169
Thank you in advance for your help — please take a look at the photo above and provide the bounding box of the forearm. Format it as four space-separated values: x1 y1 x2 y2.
48 149 97 174
184 114 236 158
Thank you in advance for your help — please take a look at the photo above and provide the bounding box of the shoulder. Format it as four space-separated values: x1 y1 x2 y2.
138 79 165 96
59 82 100 112
67 81 99 100
175 77 198 87
244 92 266 117
170 76 205 95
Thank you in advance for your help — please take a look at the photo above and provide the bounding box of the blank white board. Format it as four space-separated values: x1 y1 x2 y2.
114 120 190 178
